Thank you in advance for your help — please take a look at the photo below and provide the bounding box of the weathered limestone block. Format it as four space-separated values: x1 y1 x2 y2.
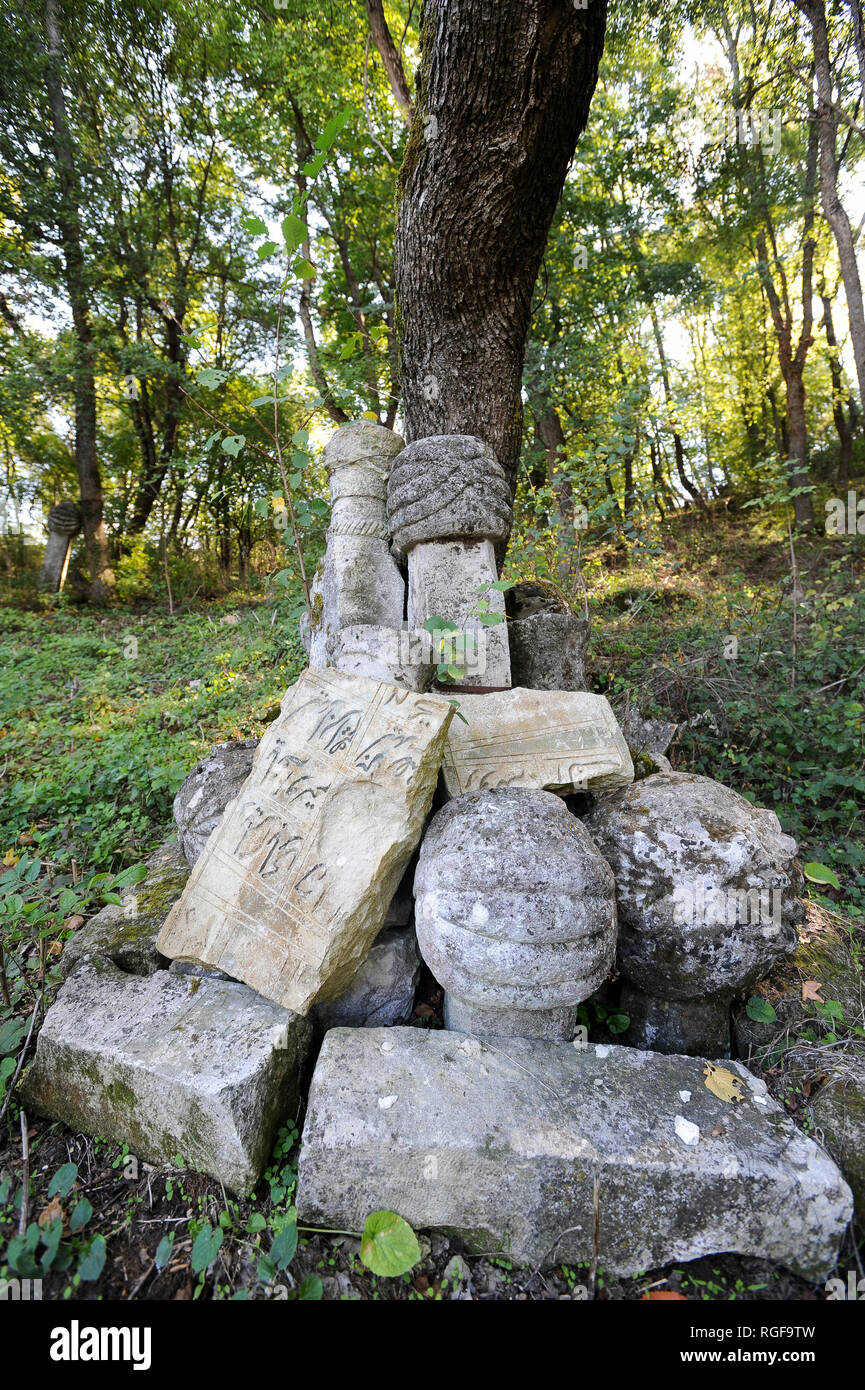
174 740 258 865
808 1058 865 1233
616 980 731 1058
157 668 454 1014
296 1028 852 1278
332 624 434 692
38 500 82 593
616 703 678 757
388 436 513 689
311 927 420 1030
505 579 572 619
22 961 312 1193
59 842 189 981
415 789 616 1040
441 688 633 797
583 773 803 1002
308 421 406 670
509 612 589 691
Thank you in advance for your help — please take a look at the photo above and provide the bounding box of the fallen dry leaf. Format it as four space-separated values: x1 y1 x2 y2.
38 1195 65 1229
801 979 824 1003
63 915 85 932
703 1063 746 1104
643 1290 688 1300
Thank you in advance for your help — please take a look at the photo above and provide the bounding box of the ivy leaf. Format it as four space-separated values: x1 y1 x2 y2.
221 435 246 458
270 1218 298 1270
47 1162 78 1199
190 1223 223 1275
69 1198 93 1233
803 862 841 890
77 1234 106 1282
360 1210 420 1278
745 996 777 1023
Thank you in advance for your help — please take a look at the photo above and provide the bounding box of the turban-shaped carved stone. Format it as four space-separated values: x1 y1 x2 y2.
387 436 513 689
387 435 512 553
415 787 617 1040
39 499 83 593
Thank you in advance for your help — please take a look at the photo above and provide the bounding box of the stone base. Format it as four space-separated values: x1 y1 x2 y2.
22 961 312 1194
617 981 731 1058
297 1028 852 1279
444 994 577 1041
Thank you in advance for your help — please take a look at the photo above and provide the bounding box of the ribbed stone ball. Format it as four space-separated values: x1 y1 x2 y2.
414 788 617 1013
582 772 803 1002
387 434 512 552
47 500 82 535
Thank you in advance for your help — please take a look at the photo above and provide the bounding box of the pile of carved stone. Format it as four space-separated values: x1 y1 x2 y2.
23 424 854 1280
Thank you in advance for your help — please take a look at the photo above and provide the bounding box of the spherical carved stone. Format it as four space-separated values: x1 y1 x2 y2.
582 772 803 1002
414 788 617 1018
47 500 82 535
387 435 513 552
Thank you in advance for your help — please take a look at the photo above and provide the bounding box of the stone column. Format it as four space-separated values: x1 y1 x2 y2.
306 421 410 680
38 501 82 594
387 435 513 690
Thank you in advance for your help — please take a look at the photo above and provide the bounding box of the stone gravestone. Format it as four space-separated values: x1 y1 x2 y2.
388 435 513 689
306 420 407 676
157 668 454 1014
441 687 633 796
38 500 82 593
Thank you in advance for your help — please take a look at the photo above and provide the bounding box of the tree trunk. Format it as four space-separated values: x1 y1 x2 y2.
649 306 705 510
43 0 113 597
798 0 865 414
395 0 606 500
822 294 854 489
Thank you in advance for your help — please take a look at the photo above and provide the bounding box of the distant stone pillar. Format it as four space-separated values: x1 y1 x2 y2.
38 501 82 593
387 435 513 689
307 421 407 671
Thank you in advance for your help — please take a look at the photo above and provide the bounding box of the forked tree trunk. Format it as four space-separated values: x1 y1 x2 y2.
395 0 607 500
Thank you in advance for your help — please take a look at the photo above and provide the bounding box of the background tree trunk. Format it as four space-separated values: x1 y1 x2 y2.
395 0 606 500
43 0 113 597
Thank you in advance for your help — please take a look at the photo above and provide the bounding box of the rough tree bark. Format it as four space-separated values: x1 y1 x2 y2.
797 0 865 415
42 0 113 597
395 0 607 501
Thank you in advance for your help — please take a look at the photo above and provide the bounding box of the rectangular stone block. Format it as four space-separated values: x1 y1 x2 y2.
296 1028 852 1279
441 688 633 796
157 669 453 1013
22 962 312 1194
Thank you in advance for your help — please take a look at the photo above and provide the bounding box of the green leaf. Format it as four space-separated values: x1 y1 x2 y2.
154 1233 175 1270
606 1012 630 1035
281 214 307 252
299 1274 323 1300
745 996 777 1023
111 863 148 888
221 435 246 458
257 240 279 260
270 1218 298 1270
241 215 268 236
77 1235 106 1282
246 1213 267 1233
314 107 353 154
69 1198 93 1233
57 889 78 912
421 616 458 633
190 1223 223 1275
48 1162 78 1199
293 257 316 279
196 368 230 390
478 611 505 626
102 891 123 906
803 862 841 890
360 1210 420 1278
489 579 514 591
0 1017 27 1055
